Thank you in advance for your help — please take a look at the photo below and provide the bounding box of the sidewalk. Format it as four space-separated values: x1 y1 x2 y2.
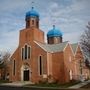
69 80 90 89
0 80 90 89
0 81 33 87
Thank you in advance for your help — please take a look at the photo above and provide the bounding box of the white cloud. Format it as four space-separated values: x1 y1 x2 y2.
0 0 90 52
63 31 82 43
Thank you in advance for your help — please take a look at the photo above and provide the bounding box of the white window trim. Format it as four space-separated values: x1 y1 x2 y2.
25 44 28 60
69 70 73 80
27 45 31 59
21 48 22 60
23 47 25 60
21 47 24 60
21 44 31 60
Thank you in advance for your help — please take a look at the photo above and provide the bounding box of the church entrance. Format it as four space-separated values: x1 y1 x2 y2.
21 63 31 81
24 70 29 81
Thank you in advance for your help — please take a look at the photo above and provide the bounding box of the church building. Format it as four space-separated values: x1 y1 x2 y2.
9 7 90 84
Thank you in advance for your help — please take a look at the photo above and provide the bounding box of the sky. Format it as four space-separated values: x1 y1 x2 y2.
0 0 90 53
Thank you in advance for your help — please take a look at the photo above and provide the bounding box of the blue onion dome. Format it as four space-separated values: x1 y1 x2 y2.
47 25 63 37
26 7 39 18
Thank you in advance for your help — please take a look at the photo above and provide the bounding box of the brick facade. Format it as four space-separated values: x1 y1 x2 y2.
9 7 90 84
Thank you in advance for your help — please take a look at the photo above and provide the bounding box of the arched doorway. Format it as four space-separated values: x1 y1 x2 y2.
21 63 31 81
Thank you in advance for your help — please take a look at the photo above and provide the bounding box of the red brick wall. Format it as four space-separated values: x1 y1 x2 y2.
10 27 47 83
10 25 90 83
51 52 65 83
74 45 90 80
30 42 47 83
19 28 44 46
10 47 20 82
63 43 74 82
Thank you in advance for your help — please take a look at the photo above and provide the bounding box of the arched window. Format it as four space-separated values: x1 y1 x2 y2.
69 70 73 80
21 45 31 60
38 56 43 75
37 21 39 28
13 60 15 75
22 48 24 60
25 45 27 59
28 47 30 59
32 20 34 25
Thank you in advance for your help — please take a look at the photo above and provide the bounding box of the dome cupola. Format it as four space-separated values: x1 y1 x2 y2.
47 25 63 44
47 25 63 38
25 7 39 28
26 7 39 18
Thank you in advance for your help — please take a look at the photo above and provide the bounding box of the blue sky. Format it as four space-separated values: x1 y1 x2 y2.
0 0 90 53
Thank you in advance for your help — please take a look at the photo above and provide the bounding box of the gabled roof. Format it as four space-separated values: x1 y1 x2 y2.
34 41 68 53
71 43 78 54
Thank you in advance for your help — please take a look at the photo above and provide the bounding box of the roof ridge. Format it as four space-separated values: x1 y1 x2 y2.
34 41 68 53
71 43 78 54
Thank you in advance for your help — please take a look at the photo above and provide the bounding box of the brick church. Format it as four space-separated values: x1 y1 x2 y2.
9 7 90 83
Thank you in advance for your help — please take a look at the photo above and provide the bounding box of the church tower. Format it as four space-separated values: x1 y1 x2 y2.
25 7 39 28
19 7 44 45
47 25 63 44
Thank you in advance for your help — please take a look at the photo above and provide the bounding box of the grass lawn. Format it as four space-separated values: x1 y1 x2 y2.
26 81 80 88
0 80 11 84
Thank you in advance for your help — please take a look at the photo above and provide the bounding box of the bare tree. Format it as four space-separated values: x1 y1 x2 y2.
80 22 90 68
0 51 10 80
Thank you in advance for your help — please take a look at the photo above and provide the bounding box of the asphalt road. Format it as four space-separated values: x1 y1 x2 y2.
0 86 78 90
0 86 90 90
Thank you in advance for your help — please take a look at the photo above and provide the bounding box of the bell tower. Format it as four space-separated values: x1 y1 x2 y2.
25 7 39 28
19 6 44 44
